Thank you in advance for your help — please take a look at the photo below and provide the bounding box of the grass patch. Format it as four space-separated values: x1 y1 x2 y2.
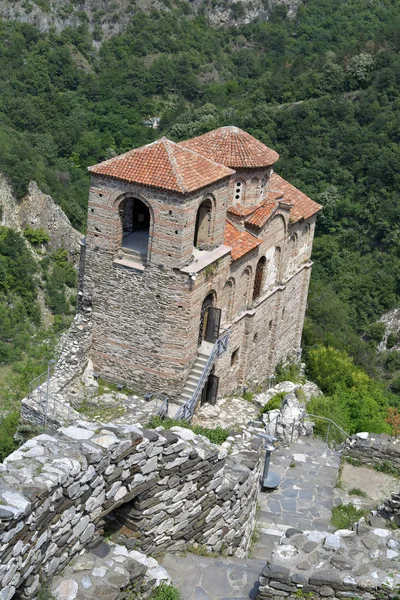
186 543 226 558
374 460 399 476
330 504 368 530
348 487 368 498
258 391 285 419
242 389 254 402
344 456 362 467
147 416 230 445
150 583 181 600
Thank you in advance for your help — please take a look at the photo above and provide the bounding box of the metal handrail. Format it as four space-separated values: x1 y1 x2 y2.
175 330 230 421
304 412 350 445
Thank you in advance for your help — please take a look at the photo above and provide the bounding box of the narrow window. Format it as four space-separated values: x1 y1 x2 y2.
231 348 239 367
253 256 267 301
194 199 213 249
233 180 244 204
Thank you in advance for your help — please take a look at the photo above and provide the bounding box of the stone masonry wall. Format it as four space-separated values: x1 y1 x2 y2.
0 421 262 599
342 432 400 471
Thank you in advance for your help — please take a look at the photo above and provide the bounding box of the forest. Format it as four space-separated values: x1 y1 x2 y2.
0 0 400 446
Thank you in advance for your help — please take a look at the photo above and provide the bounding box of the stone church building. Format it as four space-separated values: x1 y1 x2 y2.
82 126 321 410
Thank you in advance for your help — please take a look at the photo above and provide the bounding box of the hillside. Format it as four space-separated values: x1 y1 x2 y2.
0 0 301 37
0 0 399 406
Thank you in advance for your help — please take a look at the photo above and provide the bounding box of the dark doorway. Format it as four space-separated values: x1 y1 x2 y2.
198 292 215 346
201 368 219 405
194 199 212 248
253 256 266 301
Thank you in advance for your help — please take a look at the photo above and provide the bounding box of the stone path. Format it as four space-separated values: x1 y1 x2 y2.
161 553 265 600
252 438 341 560
161 438 342 598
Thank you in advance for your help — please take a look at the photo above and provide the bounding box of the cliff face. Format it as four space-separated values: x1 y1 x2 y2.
0 174 81 261
0 0 301 38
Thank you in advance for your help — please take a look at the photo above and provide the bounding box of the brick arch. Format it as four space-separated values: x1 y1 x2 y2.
221 277 235 323
194 194 216 249
107 190 159 261
241 266 252 311
287 232 298 275
270 213 287 236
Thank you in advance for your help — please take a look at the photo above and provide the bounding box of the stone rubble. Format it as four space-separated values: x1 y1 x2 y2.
256 518 400 600
0 420 262 598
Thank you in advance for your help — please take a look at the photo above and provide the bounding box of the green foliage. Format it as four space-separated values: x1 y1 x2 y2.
345 456 362 467
374 460 399 476
0 411 19 462
23 225 50 245
146 415 230 445
386 332 399 349
150 583 181 600
330 504 367 530
258 391 285 418
348 487 368 498
275 362 304 384
365 322 386 344
242 389 253 402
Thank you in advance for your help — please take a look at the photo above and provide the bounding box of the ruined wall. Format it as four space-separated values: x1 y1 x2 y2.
0 422 262 599
256 523 400 600
342 432 400 472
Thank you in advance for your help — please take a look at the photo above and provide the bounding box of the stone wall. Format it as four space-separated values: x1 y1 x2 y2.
256 522 400 600
0 421 262 599
342 432 400 471
21 309 92 427
379 489 400 527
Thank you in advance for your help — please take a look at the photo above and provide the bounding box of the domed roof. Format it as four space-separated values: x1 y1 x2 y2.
179 126 279 169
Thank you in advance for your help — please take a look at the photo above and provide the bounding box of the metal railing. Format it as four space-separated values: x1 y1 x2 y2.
175 329 230 422
304 412 350 446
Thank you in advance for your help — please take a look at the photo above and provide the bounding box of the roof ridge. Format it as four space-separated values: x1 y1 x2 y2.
176 141 235 172
161 138 187 194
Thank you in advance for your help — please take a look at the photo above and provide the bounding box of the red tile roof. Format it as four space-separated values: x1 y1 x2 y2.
88 137 234 194
246 200 277 228
269 173 322 223
224 221 262 261
180 126 279 169
227 204 259 218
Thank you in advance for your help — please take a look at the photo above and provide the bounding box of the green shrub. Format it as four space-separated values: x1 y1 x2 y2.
146 416 230 445
0 411 19 461
242 389 253 402
258 391 286 419
387 332 399 349
331 504 367 530
151 583 181 600
374 460 399 476
275 362 304 384
348 487 368 497
365 322 386 344
23 225 50 245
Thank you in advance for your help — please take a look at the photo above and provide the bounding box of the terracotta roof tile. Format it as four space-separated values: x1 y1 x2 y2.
180 126 279 169
224 221 262 261
88 137 234 194
227 204 259 218
246 200 277 228
269 173 322 222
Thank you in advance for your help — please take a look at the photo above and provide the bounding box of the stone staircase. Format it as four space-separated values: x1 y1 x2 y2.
177 341 213 406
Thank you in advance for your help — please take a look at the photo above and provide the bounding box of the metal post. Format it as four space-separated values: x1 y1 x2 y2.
45 360 55 427
326 421 331 446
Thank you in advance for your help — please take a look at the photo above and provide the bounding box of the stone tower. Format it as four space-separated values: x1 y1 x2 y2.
82 127 321 409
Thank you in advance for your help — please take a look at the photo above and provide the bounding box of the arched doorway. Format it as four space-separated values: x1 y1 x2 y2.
194 199 213 249
198 292 215 347
119 198 150 258
253 256 266 301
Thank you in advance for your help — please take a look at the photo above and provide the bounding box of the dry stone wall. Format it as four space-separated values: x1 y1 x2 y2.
0 421 262 599
256 522 400 600
342 432 400 472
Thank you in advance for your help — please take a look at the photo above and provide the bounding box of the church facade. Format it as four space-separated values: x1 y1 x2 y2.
82 126 321 406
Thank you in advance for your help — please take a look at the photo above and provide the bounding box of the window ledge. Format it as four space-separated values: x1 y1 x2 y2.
180 245 231 274
113 254 145 272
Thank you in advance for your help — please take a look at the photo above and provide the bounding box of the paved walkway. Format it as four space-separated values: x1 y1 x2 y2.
161 438 342 598
161 553 264 600
253 438 341 560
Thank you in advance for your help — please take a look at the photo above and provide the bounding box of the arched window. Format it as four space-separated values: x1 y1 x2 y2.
288 234 298 273
119 197 150 259
233 180 244 205
194 198 213 249
253 256 266 301
222 278 235 324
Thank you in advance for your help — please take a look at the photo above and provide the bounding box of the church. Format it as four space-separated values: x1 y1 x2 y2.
82 126 321 413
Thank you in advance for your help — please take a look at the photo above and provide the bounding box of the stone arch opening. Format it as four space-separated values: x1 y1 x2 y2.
221 278 235 324
241 267 252 311
253 256 266 301
194 198 213 249
198 291 216 346
288 233 298 274
119 197 151 259
275 247 282 284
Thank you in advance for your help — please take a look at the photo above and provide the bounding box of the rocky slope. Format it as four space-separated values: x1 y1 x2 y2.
0 173 81 261
0 0 301 38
